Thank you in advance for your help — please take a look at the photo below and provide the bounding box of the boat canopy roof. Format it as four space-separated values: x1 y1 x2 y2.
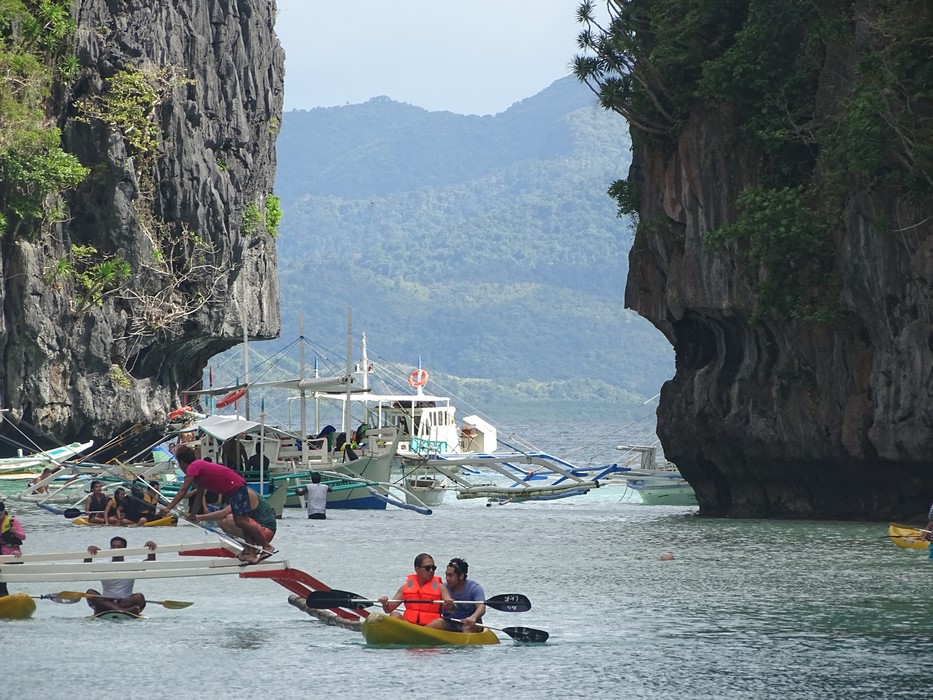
196 415 261 442
314 390 452 406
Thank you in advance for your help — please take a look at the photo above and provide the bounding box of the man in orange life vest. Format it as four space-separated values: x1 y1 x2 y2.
378 553 454 625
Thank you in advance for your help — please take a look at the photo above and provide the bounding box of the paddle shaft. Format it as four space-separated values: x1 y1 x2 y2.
305 590 531 612
56 591 192 608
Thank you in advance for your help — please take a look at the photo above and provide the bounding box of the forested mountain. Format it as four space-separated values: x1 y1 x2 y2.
237 76 673 422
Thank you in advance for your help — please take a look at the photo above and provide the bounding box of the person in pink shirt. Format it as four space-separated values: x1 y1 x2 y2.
159 445 275 564
0 500 26 597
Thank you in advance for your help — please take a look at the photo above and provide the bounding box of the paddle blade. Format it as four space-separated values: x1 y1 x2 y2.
63 508 83 519
305 589 372 610
155 600 193 609
57 591 91 600
503 626 549 643
40 594 81 604
485 594 531 613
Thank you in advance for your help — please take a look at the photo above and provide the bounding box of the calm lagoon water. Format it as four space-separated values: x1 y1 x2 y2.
5 421 933 699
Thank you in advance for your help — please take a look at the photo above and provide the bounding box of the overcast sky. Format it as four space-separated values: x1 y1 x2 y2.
275 0 587 115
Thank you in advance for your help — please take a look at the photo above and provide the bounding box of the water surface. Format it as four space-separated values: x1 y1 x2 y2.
6 483 931 699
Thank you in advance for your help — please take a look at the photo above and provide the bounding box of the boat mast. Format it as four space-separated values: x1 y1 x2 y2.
299 313 307 465
344 309 353 434
361 333 369 391
242 304 250 420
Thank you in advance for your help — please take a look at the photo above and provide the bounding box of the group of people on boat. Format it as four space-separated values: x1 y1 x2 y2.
379 553 486 633
83 479 162 526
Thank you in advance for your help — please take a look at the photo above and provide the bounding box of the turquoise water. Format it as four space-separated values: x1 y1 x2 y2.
5 485 933 699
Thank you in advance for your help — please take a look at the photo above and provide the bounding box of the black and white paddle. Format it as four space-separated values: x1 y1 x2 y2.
305 589 531 612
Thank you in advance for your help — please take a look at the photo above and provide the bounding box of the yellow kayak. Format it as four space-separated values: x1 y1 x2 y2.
0 592 37 620
361 612 499 646
71 515 178 527
887 523 929 550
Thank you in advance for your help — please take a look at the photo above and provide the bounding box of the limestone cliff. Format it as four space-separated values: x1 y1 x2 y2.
0 0 283 447
577 1 932 518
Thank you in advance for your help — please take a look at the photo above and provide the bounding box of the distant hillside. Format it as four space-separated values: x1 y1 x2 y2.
221 77 673 422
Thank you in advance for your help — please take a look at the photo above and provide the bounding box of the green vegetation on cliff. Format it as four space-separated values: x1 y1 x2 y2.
0 0 86 238
575 0 932 320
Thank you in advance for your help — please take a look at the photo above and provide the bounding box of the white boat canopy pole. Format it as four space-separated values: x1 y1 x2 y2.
344 308 353 435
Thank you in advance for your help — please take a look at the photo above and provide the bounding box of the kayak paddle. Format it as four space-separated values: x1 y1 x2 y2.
33 593 81 604
305 589 531 612
451 618 549 643
54 591 193 609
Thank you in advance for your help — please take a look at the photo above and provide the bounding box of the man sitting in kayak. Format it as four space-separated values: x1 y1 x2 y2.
159 445 275 564
426 557 486 634
122 484 159 525
84 537 156 615
378 553 454 626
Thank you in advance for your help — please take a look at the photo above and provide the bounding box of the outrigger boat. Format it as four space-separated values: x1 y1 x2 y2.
0 441 95 480
609 444 697 506
161 413 405 512
0 541 289 586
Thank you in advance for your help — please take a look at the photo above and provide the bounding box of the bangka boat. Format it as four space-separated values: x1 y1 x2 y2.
178 414 402 511
0 541 289 585
0 592 36 620
887 523 929 550
0 441 95 480
198 321 619 508
613 444 697 506
403 471 447 507
361 612 499 646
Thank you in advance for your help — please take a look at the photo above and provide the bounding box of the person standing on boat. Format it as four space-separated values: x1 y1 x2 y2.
0 500 25 597
160 445 275 564
427 557 486 634
247 442 270 471
298 472 330 520
84 537 156 615
378 553 453 626
84 480 108 524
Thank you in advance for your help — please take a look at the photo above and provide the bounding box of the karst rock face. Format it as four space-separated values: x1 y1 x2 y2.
0 0 284 444
626 61 932 519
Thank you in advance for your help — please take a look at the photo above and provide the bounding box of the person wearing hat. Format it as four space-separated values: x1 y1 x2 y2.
0 500 26 597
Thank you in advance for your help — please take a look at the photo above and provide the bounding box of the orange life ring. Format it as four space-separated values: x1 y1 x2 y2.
407 369 429 388
216 388 246 408
167 406 191 420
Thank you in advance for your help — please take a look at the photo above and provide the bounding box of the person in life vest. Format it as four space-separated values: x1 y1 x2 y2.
0 500 26 597
378 553 454 626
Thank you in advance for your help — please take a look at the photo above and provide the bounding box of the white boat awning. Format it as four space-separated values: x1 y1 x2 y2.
196 415 261 442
